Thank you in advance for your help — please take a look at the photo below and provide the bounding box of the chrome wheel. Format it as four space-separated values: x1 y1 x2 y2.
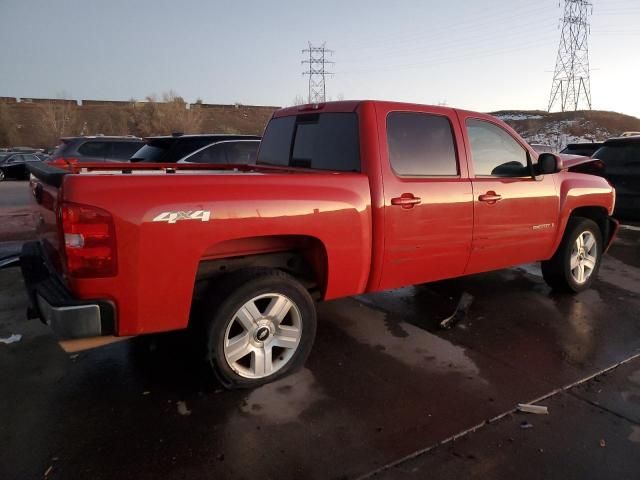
0 170 5 181
570 231 598 284
223 293 302 379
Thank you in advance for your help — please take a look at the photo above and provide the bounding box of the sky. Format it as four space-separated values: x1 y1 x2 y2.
1 0 639 116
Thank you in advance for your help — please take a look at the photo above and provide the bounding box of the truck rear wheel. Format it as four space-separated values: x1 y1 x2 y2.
541 217 603 293
203 269 317 389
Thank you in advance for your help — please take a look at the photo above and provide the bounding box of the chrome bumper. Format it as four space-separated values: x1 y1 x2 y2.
20 241 116 340
36 295 103 339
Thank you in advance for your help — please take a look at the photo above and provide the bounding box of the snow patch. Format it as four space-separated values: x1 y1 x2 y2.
494 113 543 121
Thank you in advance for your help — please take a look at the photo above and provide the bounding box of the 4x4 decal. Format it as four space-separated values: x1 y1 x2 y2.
152 210 211 224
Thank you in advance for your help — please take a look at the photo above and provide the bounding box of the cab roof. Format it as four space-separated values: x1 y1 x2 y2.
273 100 498 123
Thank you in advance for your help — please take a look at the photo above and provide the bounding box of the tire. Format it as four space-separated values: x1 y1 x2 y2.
202 268 317 389
541 217 603 293
0 170 5 182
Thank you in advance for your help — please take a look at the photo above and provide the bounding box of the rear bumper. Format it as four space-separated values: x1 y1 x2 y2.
20 241 116 340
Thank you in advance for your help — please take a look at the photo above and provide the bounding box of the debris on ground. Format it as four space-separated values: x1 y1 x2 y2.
176 401 192 416
517 403 549 415
0 333 22 345
439 292 474 329
520 421 534 429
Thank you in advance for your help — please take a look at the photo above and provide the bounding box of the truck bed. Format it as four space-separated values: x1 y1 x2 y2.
28 160 373 336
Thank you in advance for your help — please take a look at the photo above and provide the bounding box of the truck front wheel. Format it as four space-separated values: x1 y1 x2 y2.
541 217 603 293
203 269 317 389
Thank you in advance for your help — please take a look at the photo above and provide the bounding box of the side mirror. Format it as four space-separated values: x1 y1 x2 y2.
536 153 563 175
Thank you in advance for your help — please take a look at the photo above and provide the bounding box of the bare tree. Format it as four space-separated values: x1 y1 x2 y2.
0 103 18 147
39 98 79 146
291 95 306 106
130 91 203 136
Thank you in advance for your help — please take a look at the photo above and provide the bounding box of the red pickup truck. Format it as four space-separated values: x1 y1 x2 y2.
23 100 617 388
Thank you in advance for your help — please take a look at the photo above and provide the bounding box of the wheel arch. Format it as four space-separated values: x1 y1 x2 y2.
195 234 329 300
569 206 616 251
550 205 615 258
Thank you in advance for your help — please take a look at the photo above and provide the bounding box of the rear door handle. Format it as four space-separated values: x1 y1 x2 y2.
391 194 421 209
478 191 502 204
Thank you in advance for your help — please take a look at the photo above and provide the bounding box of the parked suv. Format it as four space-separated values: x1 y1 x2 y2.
48 136 144 163
130 134 261 163
593 136 640 218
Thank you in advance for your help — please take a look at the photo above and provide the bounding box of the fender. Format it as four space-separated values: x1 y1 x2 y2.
548 172 615 258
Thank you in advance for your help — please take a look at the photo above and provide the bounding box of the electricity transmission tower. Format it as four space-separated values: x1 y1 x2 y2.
548 0 593 112
302 42 334 104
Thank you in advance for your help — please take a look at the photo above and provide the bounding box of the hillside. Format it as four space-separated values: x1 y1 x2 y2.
491 109 640 150
0 97 279 148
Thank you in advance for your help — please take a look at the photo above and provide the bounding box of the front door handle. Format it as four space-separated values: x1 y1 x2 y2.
478 191 502 204
391 193 422 209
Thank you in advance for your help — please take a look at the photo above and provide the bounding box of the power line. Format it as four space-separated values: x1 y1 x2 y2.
302 42 334 104
342 17 556 65
342 1 550 53
548 0 593 112
338 34 557 75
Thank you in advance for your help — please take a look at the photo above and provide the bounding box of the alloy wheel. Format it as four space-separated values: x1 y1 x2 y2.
223 293 302 379
570 231 598 284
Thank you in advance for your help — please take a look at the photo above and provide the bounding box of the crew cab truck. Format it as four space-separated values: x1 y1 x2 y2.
23 100 617 389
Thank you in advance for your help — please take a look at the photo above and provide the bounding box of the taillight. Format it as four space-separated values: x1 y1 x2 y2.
60 202 117 278
48 157 79 167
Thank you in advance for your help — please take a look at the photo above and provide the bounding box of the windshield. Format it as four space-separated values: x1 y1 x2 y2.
594 144 640 166
257 112 360 172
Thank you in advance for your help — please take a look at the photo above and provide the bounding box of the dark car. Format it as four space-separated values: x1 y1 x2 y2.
560 142 603 157
130 134 261 163
593 137 640 218
48 136 145 163
0 152 41 181
177 139 261 165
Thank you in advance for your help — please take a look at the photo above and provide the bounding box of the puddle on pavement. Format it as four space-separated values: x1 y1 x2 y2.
599 255 640 295
238 368 325 424
322 299 483 380
357 281 475 334
620 369 640 405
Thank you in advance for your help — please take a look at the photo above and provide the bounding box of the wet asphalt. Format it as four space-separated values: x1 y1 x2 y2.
1 181 639 479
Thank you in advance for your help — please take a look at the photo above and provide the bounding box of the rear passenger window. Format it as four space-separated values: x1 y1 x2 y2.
78 141 111 159
111 142 143 160
466 119 529 177
387 112 458 176
172 138 215 160
224 142 259 164
188 143 227 164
